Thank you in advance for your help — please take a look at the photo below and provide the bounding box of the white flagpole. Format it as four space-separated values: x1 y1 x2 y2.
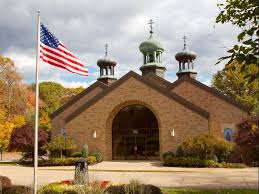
34 10 40 194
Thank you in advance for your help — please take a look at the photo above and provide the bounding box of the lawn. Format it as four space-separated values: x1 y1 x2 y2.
161 188 258 194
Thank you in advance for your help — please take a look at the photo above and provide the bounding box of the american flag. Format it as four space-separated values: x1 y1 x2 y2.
40 24 89 76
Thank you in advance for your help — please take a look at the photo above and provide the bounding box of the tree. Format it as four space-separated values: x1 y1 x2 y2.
216 0 259 82
0 56 25 119
8 123 48 160
234 116 259 163
0 109 25 160
212 61 259 114
45 135 75 158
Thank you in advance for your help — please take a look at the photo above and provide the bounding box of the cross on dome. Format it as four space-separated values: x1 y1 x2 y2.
105 43 108 57
183 35 187 49
148 19 154 34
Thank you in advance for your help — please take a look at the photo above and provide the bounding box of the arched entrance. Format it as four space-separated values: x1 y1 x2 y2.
112 104 159 160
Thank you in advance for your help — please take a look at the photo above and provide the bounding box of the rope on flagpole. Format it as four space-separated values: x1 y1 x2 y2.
34 9 40 194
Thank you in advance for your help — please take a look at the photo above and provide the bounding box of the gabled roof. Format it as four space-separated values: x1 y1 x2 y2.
167 75 249 112
65 71 210 123
51 81 108 119
144 73 171 88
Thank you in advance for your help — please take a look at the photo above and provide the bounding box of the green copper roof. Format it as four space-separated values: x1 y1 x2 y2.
139 33 164 53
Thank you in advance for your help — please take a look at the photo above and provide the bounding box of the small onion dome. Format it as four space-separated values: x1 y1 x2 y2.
97 56 117 67
175 49 197 62
139 34 164 53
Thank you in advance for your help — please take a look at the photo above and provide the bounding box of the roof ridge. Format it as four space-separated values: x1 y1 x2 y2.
51 81 108 119
65 71 209 123
167 76 249 112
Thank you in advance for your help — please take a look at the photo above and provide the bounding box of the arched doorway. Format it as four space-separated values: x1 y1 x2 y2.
112 104 159 160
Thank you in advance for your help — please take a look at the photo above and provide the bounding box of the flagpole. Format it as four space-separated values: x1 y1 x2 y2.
34 10 40 194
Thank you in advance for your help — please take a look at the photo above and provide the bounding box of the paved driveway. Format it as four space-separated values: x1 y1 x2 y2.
0 161 258 189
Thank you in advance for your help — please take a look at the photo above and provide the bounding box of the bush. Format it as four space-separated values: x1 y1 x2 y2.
181 134 233 162
87 156 97 165
141 184 162 194
38 183 65 194
2 185 33 194
125 179 142 194
105 185 125 194
82 144 89 158
175 145 184 157
162 151 174 160
207 154 218 163
164 157 207 167
90 152 102 162
71 152 82 158
0 175 12 188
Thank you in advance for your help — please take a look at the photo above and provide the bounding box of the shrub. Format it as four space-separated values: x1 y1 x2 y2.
181 134 233 162
0 175 12 188
82 144 89 158
164 157 207 167
87 156 97 165
162 151 174 160
105 185 125 194
175 145 184 157
90 152 102 162
141 184 162 194
125 179 142 194
2 185 33 194
207 154 218 163
71 152 82 158
45 136 75 159
38 183 64 194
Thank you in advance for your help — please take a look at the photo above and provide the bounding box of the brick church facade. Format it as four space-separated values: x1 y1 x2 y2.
51 25 248 161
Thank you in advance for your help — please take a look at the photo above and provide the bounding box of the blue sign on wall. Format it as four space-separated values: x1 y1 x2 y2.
224 128 233 142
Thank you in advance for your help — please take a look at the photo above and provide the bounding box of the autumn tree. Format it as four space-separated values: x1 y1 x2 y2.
0 109 25 160
8 123 48 160
212 61 259 114
0 55 27 119
234 116 259 164
216 0 259 82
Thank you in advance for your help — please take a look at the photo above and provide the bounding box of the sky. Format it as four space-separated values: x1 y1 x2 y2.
0 0 238 88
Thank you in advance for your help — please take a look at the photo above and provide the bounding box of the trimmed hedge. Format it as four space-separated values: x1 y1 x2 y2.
71 152 82 158
19 155 100 166
164 156 247 168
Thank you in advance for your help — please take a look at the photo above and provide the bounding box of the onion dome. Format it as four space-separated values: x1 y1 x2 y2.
139 19 166 78
139 33 164 53
97 56 117 67
97 44 117 85
175 49 196 62
175 36 197 79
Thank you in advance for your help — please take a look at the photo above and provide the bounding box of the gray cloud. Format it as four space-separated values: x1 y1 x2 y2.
0 0 237 87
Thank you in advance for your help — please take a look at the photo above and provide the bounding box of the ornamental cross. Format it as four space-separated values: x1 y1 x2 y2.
183 35 187 49
105 44 108 56
148 19 154 33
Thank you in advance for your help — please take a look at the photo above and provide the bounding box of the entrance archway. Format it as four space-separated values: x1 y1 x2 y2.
112 104 159 160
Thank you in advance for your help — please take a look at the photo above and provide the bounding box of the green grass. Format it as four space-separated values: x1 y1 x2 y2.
161 188 258 194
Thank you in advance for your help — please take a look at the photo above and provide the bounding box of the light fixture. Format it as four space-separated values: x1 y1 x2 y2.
171 129 175 137
93 131 97 138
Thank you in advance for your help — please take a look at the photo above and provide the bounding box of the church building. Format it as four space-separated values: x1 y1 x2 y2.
51 22 248 160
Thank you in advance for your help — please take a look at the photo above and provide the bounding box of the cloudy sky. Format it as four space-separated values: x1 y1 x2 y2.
0 0 238 88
